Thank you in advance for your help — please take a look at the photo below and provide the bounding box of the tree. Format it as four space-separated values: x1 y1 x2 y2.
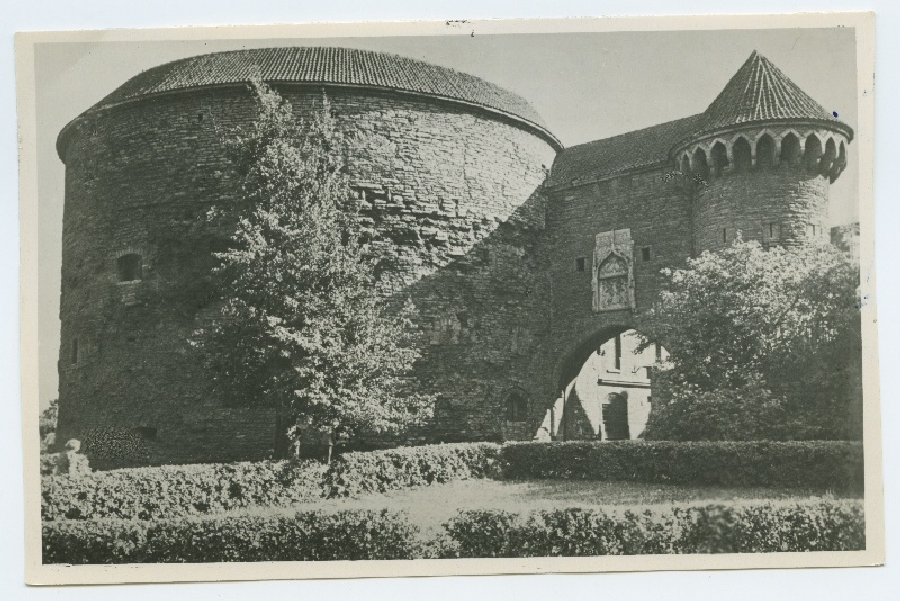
635 236 862 441
40 398 59 453
192 79 432 453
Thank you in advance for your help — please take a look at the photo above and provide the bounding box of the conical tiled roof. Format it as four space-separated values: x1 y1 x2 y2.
697 50 840 133
549 51 852 188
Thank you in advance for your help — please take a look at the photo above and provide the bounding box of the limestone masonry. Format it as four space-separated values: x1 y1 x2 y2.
54 47 853 467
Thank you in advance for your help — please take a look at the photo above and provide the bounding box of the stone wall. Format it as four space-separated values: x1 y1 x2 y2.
56 84 557 466
694 166 830 253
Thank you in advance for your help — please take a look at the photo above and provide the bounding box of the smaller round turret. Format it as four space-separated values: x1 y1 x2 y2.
671 51 852 253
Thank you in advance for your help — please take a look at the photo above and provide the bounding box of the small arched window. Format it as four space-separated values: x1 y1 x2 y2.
756 134 775 168
692 148 710 181
804 134 823 172
711 142 729 176
733 137 752 171
821 138 837 174
780 133 802 166
117 254 142 282
505 391 528 422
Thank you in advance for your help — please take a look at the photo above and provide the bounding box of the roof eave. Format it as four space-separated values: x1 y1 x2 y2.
670 118 855 155
56 80 562 163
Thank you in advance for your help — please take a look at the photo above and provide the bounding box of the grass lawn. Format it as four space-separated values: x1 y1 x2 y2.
282 479 859 538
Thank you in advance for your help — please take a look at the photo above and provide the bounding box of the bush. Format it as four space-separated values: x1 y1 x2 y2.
499 441 863 493
43 509 419 564
323 443 501 498
40 453 61 477
441 501 865 558
42 443 502 521
81 427 152 468
643 376 792 441
42 460 325 522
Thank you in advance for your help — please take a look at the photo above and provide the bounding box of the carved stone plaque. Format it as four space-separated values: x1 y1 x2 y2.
592 228 635 312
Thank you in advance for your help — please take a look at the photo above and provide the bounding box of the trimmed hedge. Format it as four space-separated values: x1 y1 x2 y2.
43 509 419 564
44 501 864 563
42 443 502 521
324 443 501 498
42 460 325 522
43 441 863 523
441 501 865 557
500 441 864 493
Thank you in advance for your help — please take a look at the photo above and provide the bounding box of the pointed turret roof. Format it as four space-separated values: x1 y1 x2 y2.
548 51 852 188
697 50 837 132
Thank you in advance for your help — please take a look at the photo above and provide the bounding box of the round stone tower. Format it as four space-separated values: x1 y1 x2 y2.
671 51 852 253
55 47 560 467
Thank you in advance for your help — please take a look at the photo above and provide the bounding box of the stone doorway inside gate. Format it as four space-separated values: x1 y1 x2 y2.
536 328 666 442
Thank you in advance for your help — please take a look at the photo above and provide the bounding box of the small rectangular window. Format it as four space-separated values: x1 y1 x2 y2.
722 228 728 244
575 257 586 272
133 426 158 441
641 246 652 262
807 224 817 238
117 254 143 282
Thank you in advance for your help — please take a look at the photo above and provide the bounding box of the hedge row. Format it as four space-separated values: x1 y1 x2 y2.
43 501 864 563
43 509 419 564
42 443 501 522
441 501 866 557
42 460 326 522
43 441 863 522
499 441 864 493
322 443 501 498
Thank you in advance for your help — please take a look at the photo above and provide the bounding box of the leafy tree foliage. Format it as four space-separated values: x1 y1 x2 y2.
635 237 862 441
40 398 59 452
193 79 431 446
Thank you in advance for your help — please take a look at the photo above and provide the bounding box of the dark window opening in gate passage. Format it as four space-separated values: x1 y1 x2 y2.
613 334 622 371
603 392 631 441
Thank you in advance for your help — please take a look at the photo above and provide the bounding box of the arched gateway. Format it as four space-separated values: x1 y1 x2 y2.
56 48 852 466
537 327 663 442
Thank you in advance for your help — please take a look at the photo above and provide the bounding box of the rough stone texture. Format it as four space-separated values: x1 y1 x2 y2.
694 165 830 252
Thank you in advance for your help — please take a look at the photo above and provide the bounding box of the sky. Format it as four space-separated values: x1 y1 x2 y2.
33 28 860 407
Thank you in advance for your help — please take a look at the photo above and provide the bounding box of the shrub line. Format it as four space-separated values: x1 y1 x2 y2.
42 441 863 523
